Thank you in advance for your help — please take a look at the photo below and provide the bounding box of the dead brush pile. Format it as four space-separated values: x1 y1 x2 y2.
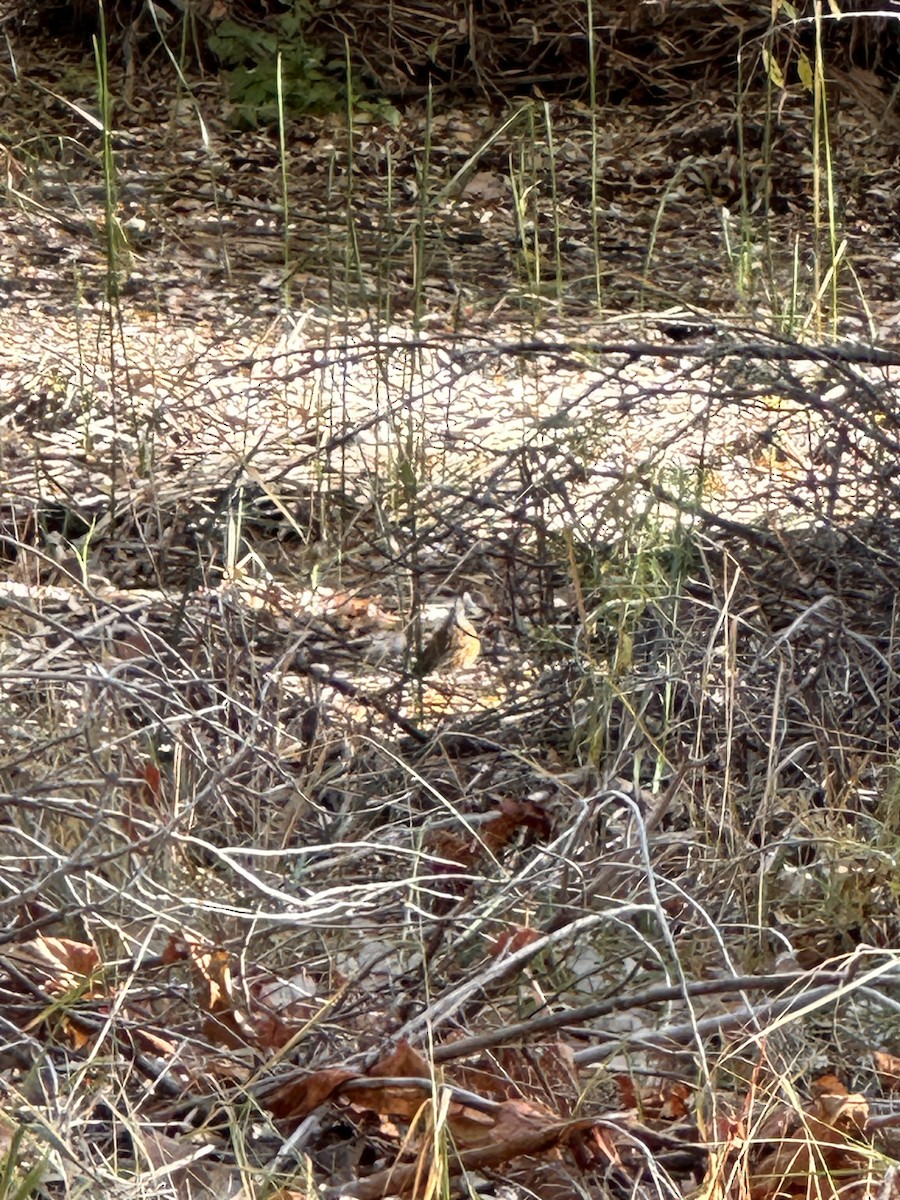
2 319 900 1197
32 0 900 101
307 0 900 99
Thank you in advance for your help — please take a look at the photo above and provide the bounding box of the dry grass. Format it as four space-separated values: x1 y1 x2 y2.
2 6 900 1194
2 313 900 1197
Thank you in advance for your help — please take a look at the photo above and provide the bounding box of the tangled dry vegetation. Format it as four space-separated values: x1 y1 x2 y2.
3 2 900 1198
3 314 900 1199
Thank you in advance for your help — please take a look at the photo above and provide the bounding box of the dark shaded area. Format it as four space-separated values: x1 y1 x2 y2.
16 0 900 102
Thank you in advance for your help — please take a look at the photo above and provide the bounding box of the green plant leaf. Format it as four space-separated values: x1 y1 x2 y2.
211 4 363 123
761 47 786 88
797 50 813 90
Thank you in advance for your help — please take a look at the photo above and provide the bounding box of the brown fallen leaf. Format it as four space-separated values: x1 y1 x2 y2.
748 1078 871 1200
138 1127 245 1200
369 1040 431 1080
490 924 542 959
6 934 101 992
329 1101 595 1200
266 1066 356 1122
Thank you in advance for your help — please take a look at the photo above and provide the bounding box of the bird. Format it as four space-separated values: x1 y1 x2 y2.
412 594 481 676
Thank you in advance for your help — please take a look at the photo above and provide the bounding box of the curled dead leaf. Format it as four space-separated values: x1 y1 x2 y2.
369 1040 431 1079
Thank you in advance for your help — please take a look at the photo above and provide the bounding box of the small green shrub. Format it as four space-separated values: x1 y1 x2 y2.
209 0 345 125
